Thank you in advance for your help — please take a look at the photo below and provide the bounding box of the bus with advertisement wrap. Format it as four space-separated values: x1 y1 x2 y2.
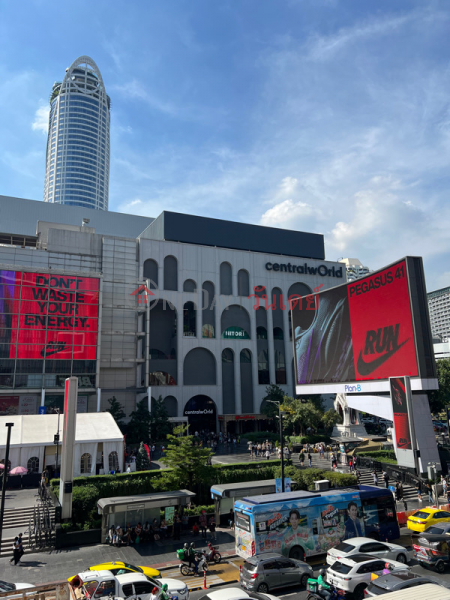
234 486 399 561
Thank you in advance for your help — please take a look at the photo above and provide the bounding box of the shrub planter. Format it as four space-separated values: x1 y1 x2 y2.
55 525 101 549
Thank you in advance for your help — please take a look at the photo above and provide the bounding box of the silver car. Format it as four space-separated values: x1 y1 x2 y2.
365 571 450 596
239 552 313 594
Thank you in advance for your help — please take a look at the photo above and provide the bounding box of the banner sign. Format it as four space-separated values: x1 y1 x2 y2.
0 270 99 360
292 257 436 394
390 377 412 450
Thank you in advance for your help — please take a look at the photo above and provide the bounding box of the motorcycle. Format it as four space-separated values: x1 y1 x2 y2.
179 551 208 576
204 542 222 564
307 583 346 600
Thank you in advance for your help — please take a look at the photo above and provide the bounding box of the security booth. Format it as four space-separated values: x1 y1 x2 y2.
211 480 291 525
97 489 196 542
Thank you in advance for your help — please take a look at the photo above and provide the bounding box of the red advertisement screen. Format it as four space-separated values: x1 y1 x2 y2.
0 270 99 360
390 377 412 449
348 260 418 381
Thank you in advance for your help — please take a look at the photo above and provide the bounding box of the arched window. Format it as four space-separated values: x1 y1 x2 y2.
275 349 286 385
202 281 215 338
183 279 197 293
143 259 158 289
288 282 313 340
164 255 178 291
149 299 177 384
258 349 269 385
257 326 267 339
27 456 40 473
80 453 92 474
273 327 284 340
108 451 119 472
240 349 254 413
183 301 196 337
164 395 178 417
221 305 251 339
184 348 217 385
222 349 235 415
220 262 233 295
237 269 250 297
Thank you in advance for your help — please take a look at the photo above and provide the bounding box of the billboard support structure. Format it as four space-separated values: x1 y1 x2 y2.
404 377 420 476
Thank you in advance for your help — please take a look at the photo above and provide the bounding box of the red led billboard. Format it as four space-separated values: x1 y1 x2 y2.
0 270 99 360
292 257 437 394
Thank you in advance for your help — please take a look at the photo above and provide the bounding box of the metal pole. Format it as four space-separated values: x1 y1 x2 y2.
280 406 285 493
0 423 14 553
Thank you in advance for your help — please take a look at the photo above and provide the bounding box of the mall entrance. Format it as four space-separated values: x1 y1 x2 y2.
184 395 217 433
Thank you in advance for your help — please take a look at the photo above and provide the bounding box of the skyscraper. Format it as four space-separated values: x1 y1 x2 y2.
43 56 110 211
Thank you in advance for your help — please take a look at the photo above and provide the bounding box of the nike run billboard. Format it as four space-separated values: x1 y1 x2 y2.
292 257 437 394
0 270 99 360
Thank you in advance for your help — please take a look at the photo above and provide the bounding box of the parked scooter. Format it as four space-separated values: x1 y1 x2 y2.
204 542 222 564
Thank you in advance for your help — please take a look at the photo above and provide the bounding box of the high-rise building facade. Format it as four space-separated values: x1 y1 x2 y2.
43 56 110 211
428 286 450 342
339 258 371 282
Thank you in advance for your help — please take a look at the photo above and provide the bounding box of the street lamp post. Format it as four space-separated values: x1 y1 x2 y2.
267 401 285 492
0 422 14 553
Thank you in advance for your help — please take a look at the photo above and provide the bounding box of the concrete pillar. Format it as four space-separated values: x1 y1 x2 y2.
59 377 78 520
267 308 276 384
41 389 45 407
96 388 101 412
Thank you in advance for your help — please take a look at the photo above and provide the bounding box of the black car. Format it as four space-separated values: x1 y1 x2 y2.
365 571 450 596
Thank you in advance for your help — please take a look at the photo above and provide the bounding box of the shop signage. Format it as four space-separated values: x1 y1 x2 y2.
266 262 343 278
222 326 250 339
184 409 214 415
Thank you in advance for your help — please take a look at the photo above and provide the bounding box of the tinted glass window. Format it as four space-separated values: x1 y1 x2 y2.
330 562 351 574
134 582 153 594
121 585 133 597
243 561 257 572
264 561 278 570
235 511 251 532
426 526 445 534
277 559 294 568
413 511 431 519
336 542 355 552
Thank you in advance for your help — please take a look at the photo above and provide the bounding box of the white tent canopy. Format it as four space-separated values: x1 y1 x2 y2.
0 412 123 476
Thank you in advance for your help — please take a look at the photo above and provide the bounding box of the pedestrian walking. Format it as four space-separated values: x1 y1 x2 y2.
10 537 20 565
308 453 312 467
426 482 433 504
442 476 448 498
383 470 390 489
372 470 378 486
199 510 207 538
416 482 423 502
18 533 24 561
265 449 270 460
209 515 217 541
355 469 361 484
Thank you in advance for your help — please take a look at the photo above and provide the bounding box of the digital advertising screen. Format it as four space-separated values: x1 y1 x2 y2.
292 257 437 394
0 270 99 360
389 377 412 450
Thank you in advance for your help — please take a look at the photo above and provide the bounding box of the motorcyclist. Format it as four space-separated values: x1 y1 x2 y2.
317 569 332 600
187 542 196 571
159 583 170 600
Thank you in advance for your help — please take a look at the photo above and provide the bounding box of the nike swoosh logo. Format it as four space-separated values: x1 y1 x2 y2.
357 338 409 376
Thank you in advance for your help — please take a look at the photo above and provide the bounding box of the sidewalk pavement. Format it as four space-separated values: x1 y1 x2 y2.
0 527 237 586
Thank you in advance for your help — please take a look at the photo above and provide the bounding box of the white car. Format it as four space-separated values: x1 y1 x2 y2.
327 537 411 566
326 554 410 600
198 587 279 600
0 582 34 593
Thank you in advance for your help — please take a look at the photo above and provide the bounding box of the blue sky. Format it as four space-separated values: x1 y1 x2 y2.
1 0 450 290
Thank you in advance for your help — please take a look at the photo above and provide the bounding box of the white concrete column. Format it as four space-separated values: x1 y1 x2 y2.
282 298 293 393
41 388 45 407
59 377 78 520
96 388 101 412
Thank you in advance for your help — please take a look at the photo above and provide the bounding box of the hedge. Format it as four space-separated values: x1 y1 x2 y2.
288 435 331 445
357 450 397 461
244 432 279 443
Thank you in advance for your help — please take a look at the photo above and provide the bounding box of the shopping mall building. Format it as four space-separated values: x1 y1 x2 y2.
0 195 344 433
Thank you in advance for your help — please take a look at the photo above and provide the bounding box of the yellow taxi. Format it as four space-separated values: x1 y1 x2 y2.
407 508 450 533
68 561 160 582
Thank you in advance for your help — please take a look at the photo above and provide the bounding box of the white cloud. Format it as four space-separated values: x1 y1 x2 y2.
32 104 49 134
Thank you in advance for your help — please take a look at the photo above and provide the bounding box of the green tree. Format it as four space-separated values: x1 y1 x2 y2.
282 396 323 436
104 396 126 431
261 384 286 429
128 399 151 443
150 395 171 441
321 408 342 431
136 441 151 471
429 358 450 414
163 425 214 489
